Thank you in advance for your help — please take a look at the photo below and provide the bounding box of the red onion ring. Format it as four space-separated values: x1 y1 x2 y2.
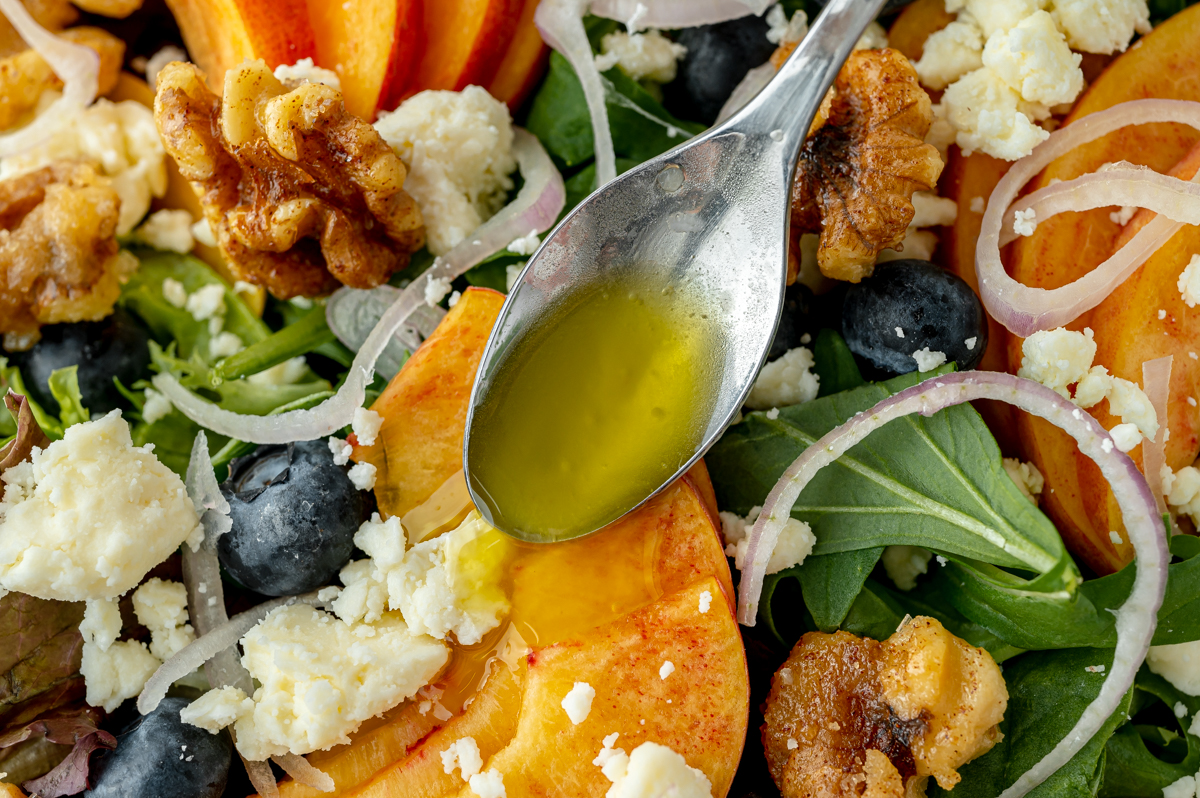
0 0 99 156
272 753 335 792
154 128 564 444
1141 356 1173 518
977 99 1200 337
590 0 771 28
736 371 1167 798
536 0 617 186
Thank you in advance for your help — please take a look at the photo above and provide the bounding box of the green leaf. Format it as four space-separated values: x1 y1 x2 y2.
1149 0 1198 23
813 328 865 397
707 367 1073 579
787 547 883 632
526 51 595 168
0 360 62 439
932 647 1135 798
45 368 88 428
465 248 527 293
1099 668 1200 796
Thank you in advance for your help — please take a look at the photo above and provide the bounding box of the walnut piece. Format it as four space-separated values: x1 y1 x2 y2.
762 617 1007 797
154 59 424 299
0 160 135 351
0 26 124 131
790 48 944 283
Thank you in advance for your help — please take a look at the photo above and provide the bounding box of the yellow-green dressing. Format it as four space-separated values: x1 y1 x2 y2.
468 279 716 542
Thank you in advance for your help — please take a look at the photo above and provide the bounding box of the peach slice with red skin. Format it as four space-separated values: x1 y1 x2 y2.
886 0 954 62
486 0 549 110
406 0 522 95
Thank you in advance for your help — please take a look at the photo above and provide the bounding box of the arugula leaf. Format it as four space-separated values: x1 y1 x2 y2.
707 367 1074 580
932 647 1134 798
46 368 88 428
813 328 865 397
0 360 63 440
1099 668 1200 796
769 547 883 632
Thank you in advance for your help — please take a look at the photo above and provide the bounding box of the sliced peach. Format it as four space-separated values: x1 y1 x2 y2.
886 0 954 61
0 785 25 798
1006 3 1200 573
408 0 522 95
486 0 548 109
307 0 423 119
164 0 316 90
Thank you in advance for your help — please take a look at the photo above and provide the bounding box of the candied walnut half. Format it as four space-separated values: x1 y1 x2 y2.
789 48 944 283
763 617 1007 797
154 60 424 299
0 161 135 351
0 26 124 131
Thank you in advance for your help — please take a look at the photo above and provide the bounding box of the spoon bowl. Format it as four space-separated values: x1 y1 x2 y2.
465 0 889 542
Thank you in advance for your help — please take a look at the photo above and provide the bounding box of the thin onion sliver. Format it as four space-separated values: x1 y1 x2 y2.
977 99 1200 337
157 128 563 444
272 753 335 793
1142 357 1173 519
736 371 1167 798
590 0 770 28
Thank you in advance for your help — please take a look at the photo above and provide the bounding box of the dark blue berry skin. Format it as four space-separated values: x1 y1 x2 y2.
663 15 778 125
84 696 231 798
219 439 364 596
8 308 150 415
841 260 988 376
768 282 847 360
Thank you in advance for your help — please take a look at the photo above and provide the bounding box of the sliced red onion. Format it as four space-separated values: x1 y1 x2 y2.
153 128 563 444
716 61 776 125
139 591 325 715
272 753 335 793
736 371 1167 798
184 431 231 552
245 759 280 798
997 168 1200 248
0 0 99 157
977 99 1200 337
590 0 771 28
1141 356 1173 518
536 0 617 186
326 286 445 380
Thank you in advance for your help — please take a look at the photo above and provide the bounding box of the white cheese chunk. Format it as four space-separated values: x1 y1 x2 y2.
273 57 342 90
441 736 483 781
1148 641 1200 696
1179 254 1200 309
561 681 596 725
133 578 196 661
881 546 933 591
915 14 985 90
181 686 256 734
1050 0 1150 54
352 408 384 448
745 346 820 410
137 209 195 253
1017 327 1096 398
1002 458 1045 503
981 11 1083 107
469 768 507 798
600 741 713 798
594 30 687 83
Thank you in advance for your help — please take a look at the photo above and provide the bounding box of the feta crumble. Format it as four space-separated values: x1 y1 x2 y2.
594 30 687 83
141 387 174 425
425 275 453 306
442 736 484 781
659 660 675 680
328 437 353 467
375 87 517 256
0 412 203 601
348 462 377 491
181 686 256 734
896 327 906 338
910 191 959 228
970 196 986 214
881 546 933 591
1179 255 1200 308
912 348 947 373
982 11 1083 107
1147 641 1200 696
965 336 978 350
745 346 820 410
209 331 244 359
352 408 384 447
1163 774 1197 798
186 284 226 322
1050 0 1150 54
469 768 507 798
1110 205 1137 226
507 229 540 255
79 598 160 712
698 590 712 614
940 64 1051 161
561 681 596 725
162 277 188 308
724 510 815 575
132 578 195 661
1109 422 1142 453
600 741 713 798
1017 327 1096 397
137 209 195 253
1003 458 1045 503
915 14 985 90
274 57 342 90
1013 208 1039 237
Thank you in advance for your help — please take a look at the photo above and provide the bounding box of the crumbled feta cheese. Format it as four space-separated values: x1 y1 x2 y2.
594 30 687 83
374 87 517 255
80 597 122 652
881 546 933 591
765 408 780 420
247 357 309 386
1179 255 1200 309
746 346 820 410
787 738 799 750
80 633 159 712
133 578 195 661
1084 664 1106 673
448 290 462 308
137 209 195 253
1107 376 1159 440
230 604 447 759
1109 422 1142 452
0 412 202 601
352 407 384 448
1013 208 1039 237
209 331 244 359
766 5 808 45
600 741 713 798
274 57 342 90
425 275 453 306
348 461 377 491
726 515 814 575
1003 458 1045 503
1159 309 1168 320
952 0 1046 38
505 263 523 292
982 11 1083 106
1 99 167 234
442 736 483 781
186 284 226 322
910 191 959 228
507 229 540 256
328 437 353 467
1147 641 1200 696
855 21 889 50
1050 0 1150 54
965 336 978 350
141 387 174 425
970 196 986 214
698 590 712 614
162 277 188 308
896 327 906 338
1109 530 1123 545
1110 205 1137 226
181 686 256 734
1017 327 1096 397
659 660 675 680
1175 701 1188 719
915 13 985 90
561 681 595 725
912 348 948 373
1163 774 1197 798
191 218 217 248
877 229 940 263
469 768 507 798
941 67 1051 161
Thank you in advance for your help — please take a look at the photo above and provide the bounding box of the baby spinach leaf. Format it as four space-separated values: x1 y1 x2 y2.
813 328 865 397
707 367 1074 581
1099 668 1200 796
0 361 62 440
933 647 1134 798
769 547 883 633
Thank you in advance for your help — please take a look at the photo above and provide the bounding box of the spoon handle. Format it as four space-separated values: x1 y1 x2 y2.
718 0 892 163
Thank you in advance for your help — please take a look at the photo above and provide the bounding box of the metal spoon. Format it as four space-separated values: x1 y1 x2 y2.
465 0 890 541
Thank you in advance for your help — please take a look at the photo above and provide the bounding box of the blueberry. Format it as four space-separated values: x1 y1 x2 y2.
85 696 231 798
663 15 778 125
219 439 365 596
768 282 847 360
841 260 988 375
7 308 150 415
